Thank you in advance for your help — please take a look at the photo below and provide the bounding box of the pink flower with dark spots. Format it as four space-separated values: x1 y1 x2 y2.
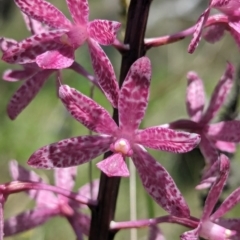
1 0 120 107
1 15 98 120
181 154 237 240
167 63 240 188
189 0 240 53
4 160 98 238
28 57 200 218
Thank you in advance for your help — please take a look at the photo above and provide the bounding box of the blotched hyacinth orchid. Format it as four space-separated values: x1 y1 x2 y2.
166 64 240 187
28 57 200 217
1 15 97 120
1 0 120 107
4 160 99 238
181 154 237 240
189 0 240 53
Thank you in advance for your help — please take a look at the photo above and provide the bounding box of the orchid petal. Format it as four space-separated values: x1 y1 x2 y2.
88 20 121 45
135 127 200 153
211 187 240 220
66 0 89 25
132 145 190 218
229 20 240 48
214 140 236 153
0 37 17 52
186 71 205 122
212 0 240 16
3 68 36 82
2 30 67 64
7 69 53 120
4 208 60 236
74 213 90 236
119 57 151 132
180 226 200 240
201 63 234 123
188 6 211 53
14 0 72 29
36 45 74 69
59 85 118 135
88 38 119 108
9 160 57 207
78 179 99 203
202 154 229 221
67 214 84 240
203 23 226 44
207 121 240 142
216 218 240 237
148 225 166 240
28 135 112 169
97 153 129 177
199 134 219 166
22 13 47 34
54 167 77 191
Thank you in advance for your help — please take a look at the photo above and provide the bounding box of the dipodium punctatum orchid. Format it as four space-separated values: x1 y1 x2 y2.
189 0 240 53
1 0 120 107
181 154 236 240
4 160 99 238
166 63 240 186
27 57 200 217
0 15 98 120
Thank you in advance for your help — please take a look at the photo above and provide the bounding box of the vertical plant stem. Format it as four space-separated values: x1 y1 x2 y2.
89 1 152 239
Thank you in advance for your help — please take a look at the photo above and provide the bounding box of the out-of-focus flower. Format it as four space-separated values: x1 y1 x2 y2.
4 160 99 239
189 0 240 53
28 57 200 218
181 154 236 240
166 64 240 188
1 0 120 107
148 224 166 240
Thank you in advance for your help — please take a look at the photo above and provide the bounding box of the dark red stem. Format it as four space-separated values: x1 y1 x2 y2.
89 1 152 239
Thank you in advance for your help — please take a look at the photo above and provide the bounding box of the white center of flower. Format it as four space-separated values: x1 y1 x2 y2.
111 138 133 156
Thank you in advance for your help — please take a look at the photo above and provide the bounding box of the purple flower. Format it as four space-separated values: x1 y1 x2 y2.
189 0 240 53
167 63 240 187
1 0 120 107
1 15 98 120
148 224 166 240
181 154 237 240
4 160 98 238
28 57 200 217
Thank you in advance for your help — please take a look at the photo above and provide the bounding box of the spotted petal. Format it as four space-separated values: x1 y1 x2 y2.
3 68 36 82
36 45 74 69
0 37 17 52
201 63 234 124
203 23 226 44
119 57 151 132
96 153 130 177
88 20 121 45
14 0 72 29
202 154 229 221
66 0 89 25
7 69 53 120
4 208 60 237
135 127 200 153
2 30 67 64
207 121 240 142
28 135 112 169
188 6 211 53
180 226 200 240
132 145 190 218
22 13 47 34
214 140 236 153
88 38 119 108
186 71 205 122
59 85 118 135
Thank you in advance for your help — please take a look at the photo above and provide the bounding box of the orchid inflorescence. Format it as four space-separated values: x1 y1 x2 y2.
1 0 240 239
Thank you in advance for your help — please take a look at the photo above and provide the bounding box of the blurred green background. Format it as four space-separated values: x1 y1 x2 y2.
1 0 240 239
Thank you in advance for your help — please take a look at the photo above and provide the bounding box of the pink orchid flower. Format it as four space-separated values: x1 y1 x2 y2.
166 63 240 187
1 0 120 107
4 160 99 239
189 0 240 53
181 154 238 240
1 15 98 120
27 57 200 218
